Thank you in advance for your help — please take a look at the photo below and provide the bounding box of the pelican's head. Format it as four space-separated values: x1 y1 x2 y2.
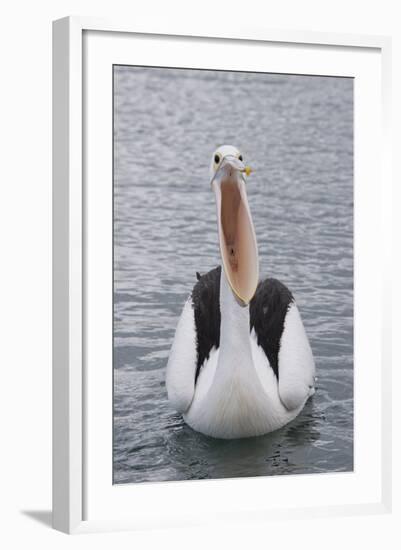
210 145 259 306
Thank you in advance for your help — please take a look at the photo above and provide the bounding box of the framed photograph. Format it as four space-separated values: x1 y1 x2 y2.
52 16 392 533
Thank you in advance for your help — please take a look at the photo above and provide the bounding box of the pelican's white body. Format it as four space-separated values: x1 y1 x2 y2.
166 270 315 439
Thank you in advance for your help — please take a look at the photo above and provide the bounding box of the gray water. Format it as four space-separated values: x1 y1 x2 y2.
113 66 353 484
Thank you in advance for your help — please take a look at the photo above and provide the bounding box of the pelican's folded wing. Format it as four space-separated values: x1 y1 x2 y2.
250 278 315 411
166 267 222 414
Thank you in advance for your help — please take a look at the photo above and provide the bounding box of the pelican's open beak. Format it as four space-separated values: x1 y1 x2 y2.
212 156 259 306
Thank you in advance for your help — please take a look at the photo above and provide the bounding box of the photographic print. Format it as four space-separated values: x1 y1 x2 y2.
113 65 353 484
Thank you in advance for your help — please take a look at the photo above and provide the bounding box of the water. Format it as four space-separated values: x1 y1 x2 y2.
113 66 353 484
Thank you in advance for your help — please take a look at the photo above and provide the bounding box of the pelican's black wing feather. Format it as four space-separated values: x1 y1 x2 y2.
249 278 294 379
191 266 221 382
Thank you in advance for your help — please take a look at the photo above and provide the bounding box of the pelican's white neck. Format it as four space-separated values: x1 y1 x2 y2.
216 268 254 380
220 267 250 334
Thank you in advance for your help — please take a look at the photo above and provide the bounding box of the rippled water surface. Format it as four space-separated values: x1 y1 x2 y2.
113 66 353 484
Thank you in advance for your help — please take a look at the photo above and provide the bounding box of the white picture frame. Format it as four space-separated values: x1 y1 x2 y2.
52 16 392 534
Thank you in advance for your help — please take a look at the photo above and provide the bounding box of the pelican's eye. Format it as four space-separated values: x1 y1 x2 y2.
214 154 221 164
238 154 243 161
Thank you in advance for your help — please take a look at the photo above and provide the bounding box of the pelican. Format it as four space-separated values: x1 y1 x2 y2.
166 145 315 439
